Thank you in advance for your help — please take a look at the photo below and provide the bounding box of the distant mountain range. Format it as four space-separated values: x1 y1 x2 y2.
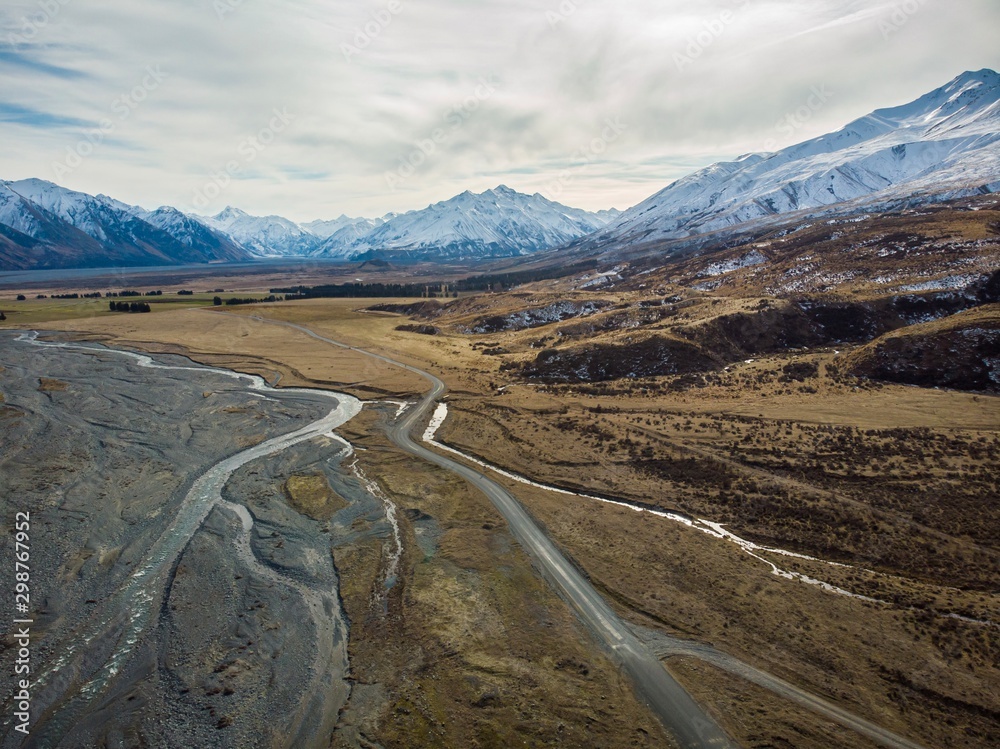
0 182 618 270
190 187 621 261
1 70 997 272
314 186 621 261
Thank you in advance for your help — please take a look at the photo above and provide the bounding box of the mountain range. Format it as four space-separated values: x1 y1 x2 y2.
0 182 619 270
584 69 1000 251
1 70 997 272
316 186 621 261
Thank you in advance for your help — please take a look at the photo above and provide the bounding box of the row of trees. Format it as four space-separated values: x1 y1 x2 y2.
214 295 282 307
109 301 152 313
270 261 599 300
13 290 167 301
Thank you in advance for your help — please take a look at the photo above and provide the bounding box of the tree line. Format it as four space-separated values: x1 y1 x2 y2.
109 301 152 313
214 295 283 307
270 261 599 300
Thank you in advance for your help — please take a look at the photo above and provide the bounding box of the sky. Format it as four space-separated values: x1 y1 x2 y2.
1 0 998 222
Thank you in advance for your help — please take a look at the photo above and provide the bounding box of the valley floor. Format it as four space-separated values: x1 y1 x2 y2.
3 294 998 748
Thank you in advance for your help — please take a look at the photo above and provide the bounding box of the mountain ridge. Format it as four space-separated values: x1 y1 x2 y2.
0 179 251 270
313 185 622 261
580 69 1000 254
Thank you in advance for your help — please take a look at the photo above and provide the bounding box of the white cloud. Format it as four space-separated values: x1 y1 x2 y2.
0 0 997 220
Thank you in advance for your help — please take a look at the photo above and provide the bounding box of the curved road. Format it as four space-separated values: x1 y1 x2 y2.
637 630 928 749
244 315 735 749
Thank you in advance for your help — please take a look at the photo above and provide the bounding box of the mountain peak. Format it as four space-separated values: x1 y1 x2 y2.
215 206 248 220
869 67 1000 127
938 68 1000 103
952 68 1000 87
10 177 57 189
314 184 619 261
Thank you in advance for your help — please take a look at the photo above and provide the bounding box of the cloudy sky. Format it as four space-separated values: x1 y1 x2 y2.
1 0 998 221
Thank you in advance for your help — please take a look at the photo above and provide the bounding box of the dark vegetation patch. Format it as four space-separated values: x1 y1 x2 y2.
779 362 819 383
847 320 1000 392
395 324 441 336
275 261 599 300
634 457 736 487
522 336 721 383
685 279 999 363
368 300 448 318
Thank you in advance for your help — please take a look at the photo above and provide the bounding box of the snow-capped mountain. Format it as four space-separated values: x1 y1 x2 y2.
301 214 390 240
300 214 399 259
586 69 1000 250
93 196 248 262
195 206 321 257
135 207 248 261
317 186 621 261
0 179 254 270
6 178 153 248
311 218 389 259
189 190 619 261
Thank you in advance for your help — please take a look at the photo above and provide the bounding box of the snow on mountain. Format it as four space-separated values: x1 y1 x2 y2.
137 206 249 261
87 196 249 262
5 70 996 270
0 181 49 238
301 214 387 240
316 185 621 261
590 69 1000 250
0 180 617 267
6 178 131 244
300 214 401 259
311 218 387 258
195 206 321 257
0 179 254 270
0 180 110 269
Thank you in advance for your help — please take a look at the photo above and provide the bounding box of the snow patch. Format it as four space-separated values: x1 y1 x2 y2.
423 402 449 441
698 250 768 277
420 417 896 606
